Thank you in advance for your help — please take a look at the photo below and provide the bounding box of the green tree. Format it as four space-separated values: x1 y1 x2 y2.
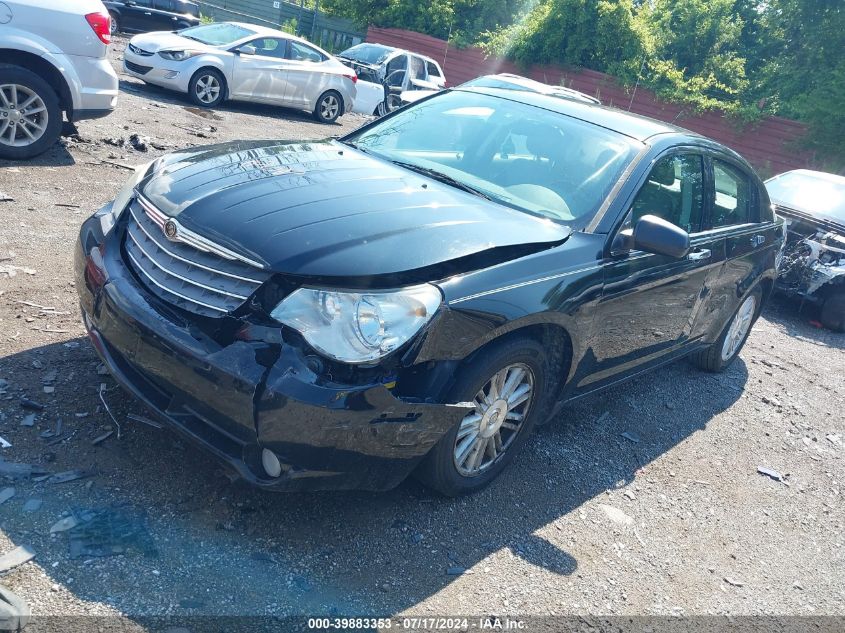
634 0 751 110
481 0 644 77
320 0 530 42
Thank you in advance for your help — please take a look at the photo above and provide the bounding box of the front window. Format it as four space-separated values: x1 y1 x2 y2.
766 171 845 224
179 23 256 46
343 90 641 227
630 154 704 233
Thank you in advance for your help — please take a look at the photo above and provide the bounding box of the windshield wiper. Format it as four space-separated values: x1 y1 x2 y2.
181 35 204 43
388 160 493 200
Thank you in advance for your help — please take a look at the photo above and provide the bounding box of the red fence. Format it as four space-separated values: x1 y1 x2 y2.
366 26 816 177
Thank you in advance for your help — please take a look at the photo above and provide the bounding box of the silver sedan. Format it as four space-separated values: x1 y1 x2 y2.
123 22 357 123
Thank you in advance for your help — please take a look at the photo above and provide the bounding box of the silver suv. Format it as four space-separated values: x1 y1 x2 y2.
0 0 119 159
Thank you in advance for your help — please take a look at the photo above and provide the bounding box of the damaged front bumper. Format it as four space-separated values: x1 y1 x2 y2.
776 220 845 300
74 211 469 491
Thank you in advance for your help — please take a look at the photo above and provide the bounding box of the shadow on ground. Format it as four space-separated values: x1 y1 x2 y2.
0 332 749 624
762 294 845 350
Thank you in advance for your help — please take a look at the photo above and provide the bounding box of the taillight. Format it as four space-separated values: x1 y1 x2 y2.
85 12 112 46
344 73 358 84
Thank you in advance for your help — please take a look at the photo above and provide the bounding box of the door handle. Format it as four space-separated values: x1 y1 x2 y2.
687 249 711 261
144 11 151 15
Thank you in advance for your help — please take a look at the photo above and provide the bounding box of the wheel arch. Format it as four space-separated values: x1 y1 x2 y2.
0 51 72 114
404 320 575 408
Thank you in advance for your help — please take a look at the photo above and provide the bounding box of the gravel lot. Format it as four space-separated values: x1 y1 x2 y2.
0 36 843 629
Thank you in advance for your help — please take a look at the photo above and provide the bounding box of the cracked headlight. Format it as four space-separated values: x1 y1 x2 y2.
270 285 442 364
95 161 151 235
158 49 203 61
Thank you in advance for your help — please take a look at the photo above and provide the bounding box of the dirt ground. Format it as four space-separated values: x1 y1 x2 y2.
0 36 843 630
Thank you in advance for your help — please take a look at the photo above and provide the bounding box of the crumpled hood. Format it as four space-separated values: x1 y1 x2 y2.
127 31 216 54
137 140 571 278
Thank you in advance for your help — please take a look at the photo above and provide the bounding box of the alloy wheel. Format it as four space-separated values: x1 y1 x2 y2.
721 294 756 361
320 94 339 120
0 84 48 148
195 75 220 105
453 363 534 477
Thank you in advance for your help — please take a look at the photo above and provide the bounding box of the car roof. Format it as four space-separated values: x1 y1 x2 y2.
226 22 329 50
361 42 439 65
766 169 845 185
485 74 599 102
456 86 699 142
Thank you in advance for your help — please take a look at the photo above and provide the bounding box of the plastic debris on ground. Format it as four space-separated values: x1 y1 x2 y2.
0 546 35 573
62 506 157 559
0 584 30 632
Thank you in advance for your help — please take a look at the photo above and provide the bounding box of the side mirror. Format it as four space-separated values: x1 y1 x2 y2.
632 214 690 258
236 45 256 56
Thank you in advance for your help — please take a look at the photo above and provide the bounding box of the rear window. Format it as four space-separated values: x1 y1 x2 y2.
426 61 442 78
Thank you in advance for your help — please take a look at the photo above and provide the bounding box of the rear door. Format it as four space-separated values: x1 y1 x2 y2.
282 40 330 107
152 0 181 30
120 0 155 31
230 37 291 102
695 156 780 337
583 151 724 391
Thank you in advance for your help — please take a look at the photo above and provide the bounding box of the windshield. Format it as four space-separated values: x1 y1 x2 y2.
339 43 394 65
178 23 255 46
766 171 845 223
344 90 641 227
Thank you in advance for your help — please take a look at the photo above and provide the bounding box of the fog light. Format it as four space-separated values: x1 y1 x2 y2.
261 448 282 478
164 70 180 79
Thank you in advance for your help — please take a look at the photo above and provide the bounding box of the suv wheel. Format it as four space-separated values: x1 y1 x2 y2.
415 336 551 496
0 65 63 160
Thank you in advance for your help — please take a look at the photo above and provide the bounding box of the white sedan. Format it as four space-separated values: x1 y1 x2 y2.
123 22 357 123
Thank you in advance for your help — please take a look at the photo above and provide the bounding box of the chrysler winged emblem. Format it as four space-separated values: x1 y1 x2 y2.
164 219 178 240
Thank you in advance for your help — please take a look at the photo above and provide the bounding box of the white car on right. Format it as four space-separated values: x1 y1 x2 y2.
337 43 446 116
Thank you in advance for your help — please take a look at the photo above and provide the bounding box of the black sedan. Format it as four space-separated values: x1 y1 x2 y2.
104 0 200 35
766 169 845 331
75 87 782 495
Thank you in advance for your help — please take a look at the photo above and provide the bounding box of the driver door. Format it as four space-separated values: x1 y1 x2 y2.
581 151 724 391
230 37 291 103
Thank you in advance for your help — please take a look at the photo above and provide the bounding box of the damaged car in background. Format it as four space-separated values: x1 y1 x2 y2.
75 87 782 496
766 169 845 331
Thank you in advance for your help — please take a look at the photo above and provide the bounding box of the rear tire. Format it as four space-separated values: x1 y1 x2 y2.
0 65 62 160
109 13 120 35
313 90 342 123
188 68 225 108
690 286 762 372
415 336 551 496
819 290 845 332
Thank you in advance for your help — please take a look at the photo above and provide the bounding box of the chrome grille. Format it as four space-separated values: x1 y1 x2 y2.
128 43 154 56
123 199 270 317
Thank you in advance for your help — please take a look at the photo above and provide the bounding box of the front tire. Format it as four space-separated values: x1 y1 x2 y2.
313 90 342 123
820 290 845 332
188 68 225 108
416 337 551 496
0 65 62 160
109 13 120 35
690 286 762 372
